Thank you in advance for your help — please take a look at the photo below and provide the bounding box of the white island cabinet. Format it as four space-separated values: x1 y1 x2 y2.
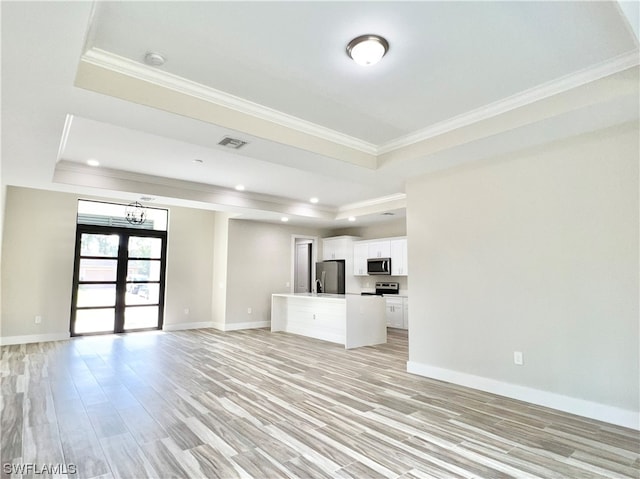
271 293 386 349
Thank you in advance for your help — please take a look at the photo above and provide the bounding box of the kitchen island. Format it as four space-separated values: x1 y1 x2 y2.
271 293 386 349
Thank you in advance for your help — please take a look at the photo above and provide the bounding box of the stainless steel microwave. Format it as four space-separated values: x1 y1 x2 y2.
367 257 391 275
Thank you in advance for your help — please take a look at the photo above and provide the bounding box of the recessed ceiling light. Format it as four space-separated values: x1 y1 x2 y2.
193 159 203 164
281 217 289 222
235 184 245 191
144 52 166 67
310 197 319 204
348 216 356 222
86 159 100 167
346 35 389 66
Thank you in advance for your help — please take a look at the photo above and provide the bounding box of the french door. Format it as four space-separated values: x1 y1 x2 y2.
70 225 167 336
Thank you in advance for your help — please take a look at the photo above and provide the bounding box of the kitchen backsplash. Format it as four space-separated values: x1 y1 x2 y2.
356 276 409 296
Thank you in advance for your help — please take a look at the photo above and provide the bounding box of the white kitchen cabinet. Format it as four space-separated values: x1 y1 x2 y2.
320 236 360 293
402 297 408 329
353 242 369 276
368 240 391 259
390 238 408 276
385 297 404 328
385 296 408 329
322 236 355 260
271 293 387 349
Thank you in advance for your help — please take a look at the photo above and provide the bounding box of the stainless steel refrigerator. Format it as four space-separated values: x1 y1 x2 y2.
315 260 345 294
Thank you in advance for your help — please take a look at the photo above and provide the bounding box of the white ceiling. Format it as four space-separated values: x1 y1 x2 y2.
2 1 638 227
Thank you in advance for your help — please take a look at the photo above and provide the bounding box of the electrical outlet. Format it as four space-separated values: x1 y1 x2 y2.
184 308 190 315
247 307 252 314
514 351 524 366
34 315 42 324
285 282 290 287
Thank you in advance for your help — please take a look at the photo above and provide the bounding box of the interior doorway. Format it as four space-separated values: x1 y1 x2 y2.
292 236 318 293
294 240 312 293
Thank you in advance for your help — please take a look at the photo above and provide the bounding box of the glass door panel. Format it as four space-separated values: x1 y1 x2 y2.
126 260 161 281
125 283 160 305
128 236 162 258
76 284 117 307
124 306 159 330
75 308 116 334
124 235 165 331
79 259 118 281
80 233 119 257
73 233 119 335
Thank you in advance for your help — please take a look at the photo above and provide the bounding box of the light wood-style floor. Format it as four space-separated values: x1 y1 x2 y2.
1 328 638 479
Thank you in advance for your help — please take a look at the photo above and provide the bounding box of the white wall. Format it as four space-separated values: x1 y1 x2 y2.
211 212 231 329
163 205 216 331
224 219 326 328
406 123 639 428
0 187 217 342
0 185 5 334
1 187 77 341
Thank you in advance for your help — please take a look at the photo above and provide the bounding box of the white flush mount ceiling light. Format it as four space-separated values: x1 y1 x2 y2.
346 34 389 66
281 217 289 222
310 197 319 204
348 216 356 222
235 184 245 191
144 52 166 67
86 158 100 167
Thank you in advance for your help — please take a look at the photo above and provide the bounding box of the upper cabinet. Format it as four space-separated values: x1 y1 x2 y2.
390 238 408 276
321 236 359 261
322 236 360 293
352 236 408 276
368 240 391 259
353 242 369 276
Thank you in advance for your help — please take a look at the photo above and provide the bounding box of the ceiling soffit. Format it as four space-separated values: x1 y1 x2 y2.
75 48 639 171
53 160 406 225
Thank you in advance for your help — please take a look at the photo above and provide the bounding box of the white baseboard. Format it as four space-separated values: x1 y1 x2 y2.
223 320 270 331
0 332 71 346
0 320 271 343
407 361 639 431
165 320 270 332
162 321 215 331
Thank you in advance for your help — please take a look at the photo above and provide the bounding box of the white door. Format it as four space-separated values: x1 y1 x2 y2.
295 241 312 293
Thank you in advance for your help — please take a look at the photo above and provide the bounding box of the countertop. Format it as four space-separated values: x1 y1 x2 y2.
271 293 386 300
272 292 345 300
360 292 409 298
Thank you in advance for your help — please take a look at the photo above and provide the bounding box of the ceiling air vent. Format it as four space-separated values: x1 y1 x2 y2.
218 136 248 149
381 212 395 216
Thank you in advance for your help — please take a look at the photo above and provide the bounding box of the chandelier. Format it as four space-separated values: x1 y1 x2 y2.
125 201 147 225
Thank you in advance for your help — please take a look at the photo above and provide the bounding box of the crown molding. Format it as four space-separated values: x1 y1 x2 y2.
56 114 74 161
338 193 407 212
81 48 638 162
81 48 378 156
377 50 640 154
